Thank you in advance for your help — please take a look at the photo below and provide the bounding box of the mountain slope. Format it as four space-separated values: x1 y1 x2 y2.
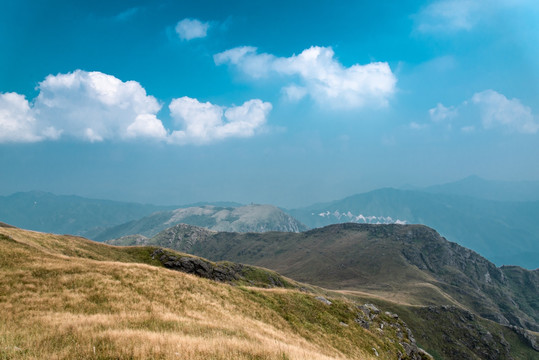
0 224 429 360
0 191 173 237
133 223 539 333
422 175 539 202
288 188 539 269
93 204 307 241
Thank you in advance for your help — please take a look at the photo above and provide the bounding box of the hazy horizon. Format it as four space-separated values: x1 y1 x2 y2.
1 1 538 208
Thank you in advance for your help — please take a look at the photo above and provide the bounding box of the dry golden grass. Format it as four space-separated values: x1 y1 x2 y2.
0 227 412 360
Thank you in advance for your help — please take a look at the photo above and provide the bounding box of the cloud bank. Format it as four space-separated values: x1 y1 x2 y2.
175 18 209 40
416 90 538 134
0 70 270 144
214 46 396 109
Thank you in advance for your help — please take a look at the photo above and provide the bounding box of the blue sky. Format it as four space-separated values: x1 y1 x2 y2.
1 0 538 207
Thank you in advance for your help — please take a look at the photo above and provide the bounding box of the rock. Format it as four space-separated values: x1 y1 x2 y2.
315 296 332 305
385 311 399 319
364 303 380 314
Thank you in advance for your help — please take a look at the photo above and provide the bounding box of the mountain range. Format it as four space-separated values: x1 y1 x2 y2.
420 175 539 202
0 191 173 237
2 176 539 269
107 222 539 333
92 204 306 241
2 222 538 359
288 188 539 269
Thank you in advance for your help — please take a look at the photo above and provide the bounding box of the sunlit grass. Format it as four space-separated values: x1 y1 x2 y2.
0 228 415 359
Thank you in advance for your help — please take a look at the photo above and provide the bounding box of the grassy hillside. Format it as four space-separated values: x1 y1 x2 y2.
0 225 429 360
131 223 539 333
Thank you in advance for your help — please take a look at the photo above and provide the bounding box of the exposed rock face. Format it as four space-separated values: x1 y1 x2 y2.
150 224 216 253
411 305 534 360
397 225 539 331
152 248 242 282
354 303 433 360
506 325 539 352
107 234 149 246
151 248 287 288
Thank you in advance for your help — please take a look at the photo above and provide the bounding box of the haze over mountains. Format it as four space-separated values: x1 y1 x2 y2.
1 176 539 269
289 188 539 269
92 204 307 242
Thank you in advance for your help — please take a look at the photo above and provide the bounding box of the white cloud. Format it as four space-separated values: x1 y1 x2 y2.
34 70 165 142
0 92 53 143
429 89 538 134
0 70 272 145
214 46 396 109
114 7 139 22
126 114 167 139
168 97 271 144
410 121 428 130
414 0 532 33
472 90 538 134
415 0 478 33
429 103 458 122
175 18 209 40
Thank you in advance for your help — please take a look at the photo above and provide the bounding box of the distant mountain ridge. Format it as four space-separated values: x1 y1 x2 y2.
94 204 307 241
0 191 174 237
109 222 539 333
422 175 539 202
288 188 539 269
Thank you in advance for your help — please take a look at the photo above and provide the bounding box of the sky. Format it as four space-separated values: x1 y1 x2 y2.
0 0 538 208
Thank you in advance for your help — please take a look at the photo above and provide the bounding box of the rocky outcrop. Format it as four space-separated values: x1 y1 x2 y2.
150 224 215 253
354 303 433 360
410 305 537 360
152 248 242 282
106 234 149 246
506 325 539 352
151 248 289 288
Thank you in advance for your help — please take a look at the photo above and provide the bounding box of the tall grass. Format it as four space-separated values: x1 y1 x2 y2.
0 228 412 359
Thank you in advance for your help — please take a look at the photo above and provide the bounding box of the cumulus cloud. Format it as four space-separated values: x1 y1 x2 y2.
34 70 165 142
0 92 54 143
429 103 458 122
175 18 209 40
472 90 538 134
214 46 396 109
427 89 538 134
0 70 272 144
0 70 272 145
168 97 272 144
